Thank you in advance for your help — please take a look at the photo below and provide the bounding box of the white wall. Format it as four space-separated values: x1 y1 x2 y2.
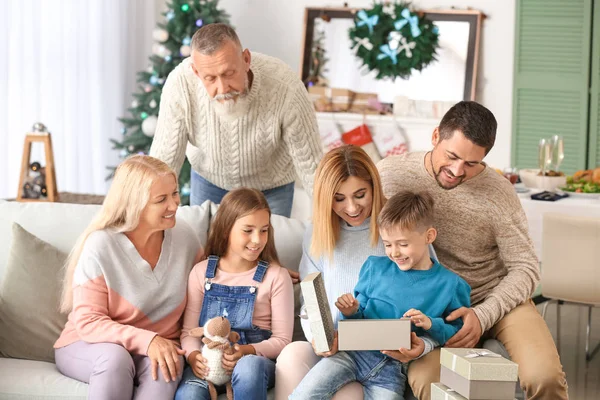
163 0 516 168
0 0 159 199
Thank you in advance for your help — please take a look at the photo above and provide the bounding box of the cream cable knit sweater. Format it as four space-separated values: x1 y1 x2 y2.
149 53 322 194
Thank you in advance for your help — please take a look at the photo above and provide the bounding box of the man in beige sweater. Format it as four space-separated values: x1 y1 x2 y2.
377 101 568 399
150 23 322 216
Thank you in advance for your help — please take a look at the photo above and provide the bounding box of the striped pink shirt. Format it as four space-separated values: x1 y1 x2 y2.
54 220 201 355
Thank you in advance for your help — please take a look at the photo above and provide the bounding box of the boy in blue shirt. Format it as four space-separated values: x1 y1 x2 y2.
290 191 471 400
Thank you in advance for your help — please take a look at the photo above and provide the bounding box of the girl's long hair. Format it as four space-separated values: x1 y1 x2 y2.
59 155 177 312
204 187 279 264
310 145 385 259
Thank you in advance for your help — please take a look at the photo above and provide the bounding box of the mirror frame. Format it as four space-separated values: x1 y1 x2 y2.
300 7 485 101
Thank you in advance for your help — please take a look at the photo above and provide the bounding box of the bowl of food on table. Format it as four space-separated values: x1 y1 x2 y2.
519 169 566 191
558 168 600 198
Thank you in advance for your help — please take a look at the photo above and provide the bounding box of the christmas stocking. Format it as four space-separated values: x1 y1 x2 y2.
341 124 381 163
370 125 409 157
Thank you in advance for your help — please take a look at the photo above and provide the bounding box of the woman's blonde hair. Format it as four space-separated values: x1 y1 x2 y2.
311 145 385 259
59 155 177 312
204 187 279 264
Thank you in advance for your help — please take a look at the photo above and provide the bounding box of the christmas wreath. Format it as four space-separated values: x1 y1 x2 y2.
349 2 439 80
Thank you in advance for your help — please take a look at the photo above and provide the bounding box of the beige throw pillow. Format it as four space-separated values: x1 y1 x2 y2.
0 223 69 362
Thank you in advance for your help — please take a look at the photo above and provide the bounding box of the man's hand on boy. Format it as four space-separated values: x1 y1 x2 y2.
404 308 432 330
312 330 339 358
445 307 482 348
382 332 424 363
335 293 359 316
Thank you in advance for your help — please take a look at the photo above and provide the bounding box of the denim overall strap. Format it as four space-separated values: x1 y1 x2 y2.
198 258 273 346
252 260 269 283
205 255 219 279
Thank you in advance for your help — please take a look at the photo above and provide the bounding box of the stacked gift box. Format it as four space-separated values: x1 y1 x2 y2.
308 86 379 114
431 348 519 400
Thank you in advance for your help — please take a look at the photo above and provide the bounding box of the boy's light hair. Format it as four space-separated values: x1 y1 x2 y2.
378 191 435 233
311 145 385 259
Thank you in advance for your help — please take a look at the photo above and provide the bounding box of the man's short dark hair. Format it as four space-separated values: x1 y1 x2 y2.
438 101 497 154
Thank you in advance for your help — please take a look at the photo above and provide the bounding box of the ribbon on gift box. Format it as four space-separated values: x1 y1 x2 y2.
464 349 503 359
451 349 502 371
444 388 456 400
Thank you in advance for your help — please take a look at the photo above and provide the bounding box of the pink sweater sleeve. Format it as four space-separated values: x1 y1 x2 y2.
180 263 206 358
251 267 294 359
73 277 157 355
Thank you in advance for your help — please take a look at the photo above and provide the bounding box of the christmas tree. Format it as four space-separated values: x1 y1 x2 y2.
110 0 230 205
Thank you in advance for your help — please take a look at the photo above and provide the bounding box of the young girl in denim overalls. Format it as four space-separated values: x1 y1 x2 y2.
175 188 294 400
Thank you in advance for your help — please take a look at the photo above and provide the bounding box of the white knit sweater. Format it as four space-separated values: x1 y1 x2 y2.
149 53 322 193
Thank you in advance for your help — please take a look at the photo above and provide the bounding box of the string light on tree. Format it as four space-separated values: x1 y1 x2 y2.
181 4 190 12
180 45 191 57
152 28 169 42
140 112 148 119
196 19 204 27
149 99 157 108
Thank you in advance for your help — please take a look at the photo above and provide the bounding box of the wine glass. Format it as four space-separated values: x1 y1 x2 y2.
551 135 564 173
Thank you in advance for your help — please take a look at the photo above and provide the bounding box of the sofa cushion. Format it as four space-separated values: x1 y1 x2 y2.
0 358 87 399
0 358 274 400
0 223 69 362
0 202 101 285
0 201 213 286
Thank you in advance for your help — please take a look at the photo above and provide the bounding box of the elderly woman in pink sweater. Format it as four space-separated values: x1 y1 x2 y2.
54 155 203 400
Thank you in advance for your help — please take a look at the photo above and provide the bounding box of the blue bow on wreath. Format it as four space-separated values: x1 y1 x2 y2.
357 10 379 34
377 44 398 64
394 9 421 38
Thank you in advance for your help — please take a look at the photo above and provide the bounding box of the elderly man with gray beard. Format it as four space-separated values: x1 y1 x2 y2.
150 23 322 217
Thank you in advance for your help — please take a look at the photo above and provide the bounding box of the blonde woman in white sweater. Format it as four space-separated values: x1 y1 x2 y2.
150 23 322 217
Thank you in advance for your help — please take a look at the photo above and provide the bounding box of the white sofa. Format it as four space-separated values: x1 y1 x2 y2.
0 200 307 399
0 199 522 400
